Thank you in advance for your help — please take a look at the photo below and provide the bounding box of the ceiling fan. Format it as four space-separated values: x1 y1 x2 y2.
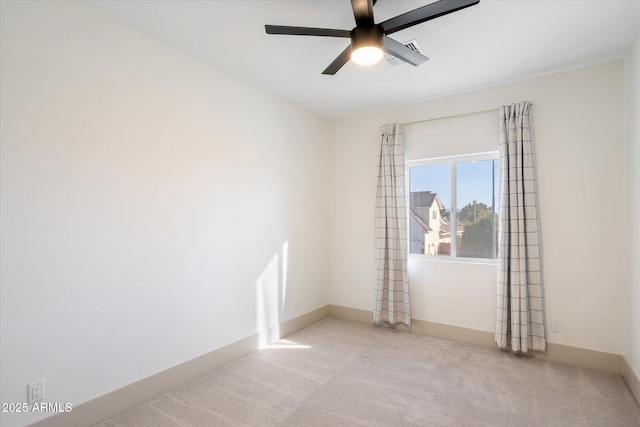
265 0 480 75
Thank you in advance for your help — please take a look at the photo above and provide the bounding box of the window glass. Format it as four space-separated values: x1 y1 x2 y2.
456 160 498 259
408 164 450 256
408 154 499 260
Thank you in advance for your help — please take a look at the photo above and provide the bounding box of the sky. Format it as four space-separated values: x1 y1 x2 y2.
409 159 499 211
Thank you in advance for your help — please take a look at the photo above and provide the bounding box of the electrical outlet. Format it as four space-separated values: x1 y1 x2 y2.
27 380 44 404
551 319 561 333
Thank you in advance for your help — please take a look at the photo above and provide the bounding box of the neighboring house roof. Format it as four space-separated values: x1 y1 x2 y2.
410 191 445 230
441 222 464 235
411 207 432 227
410 191 444 211
410 209 432 232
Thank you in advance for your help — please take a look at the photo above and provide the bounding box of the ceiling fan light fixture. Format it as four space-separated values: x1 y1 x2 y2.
351 45 384 66
350 26 384 67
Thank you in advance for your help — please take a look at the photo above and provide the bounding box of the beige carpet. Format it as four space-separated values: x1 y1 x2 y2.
95 317 640 426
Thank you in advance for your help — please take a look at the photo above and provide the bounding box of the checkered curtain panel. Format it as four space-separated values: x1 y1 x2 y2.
495 102 546 352
374 124 411 329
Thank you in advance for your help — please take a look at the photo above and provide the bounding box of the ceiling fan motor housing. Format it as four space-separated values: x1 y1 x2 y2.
351 25 383 50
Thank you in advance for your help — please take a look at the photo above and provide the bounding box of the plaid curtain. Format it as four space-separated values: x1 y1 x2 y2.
374 124 411 329
495 102 546 352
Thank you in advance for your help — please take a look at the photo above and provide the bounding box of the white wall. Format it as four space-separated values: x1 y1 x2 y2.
625 29 640 385
0 2 329 426
329 61 627 354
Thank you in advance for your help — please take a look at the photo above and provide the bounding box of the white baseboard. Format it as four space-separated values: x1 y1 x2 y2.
540 342 622 374
328 304 372 323
622 356 640 406
280 305 330 338
27 305 330 427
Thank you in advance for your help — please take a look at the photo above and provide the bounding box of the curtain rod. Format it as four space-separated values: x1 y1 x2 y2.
403 102 534 126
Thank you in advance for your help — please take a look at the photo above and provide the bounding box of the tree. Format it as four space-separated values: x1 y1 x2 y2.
458 201 490 225
458 201 496 258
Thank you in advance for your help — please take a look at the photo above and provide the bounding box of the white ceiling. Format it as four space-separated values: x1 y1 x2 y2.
86 0 640 120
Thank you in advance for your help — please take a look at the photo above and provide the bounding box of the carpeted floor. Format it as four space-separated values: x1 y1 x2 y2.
95 317 640 426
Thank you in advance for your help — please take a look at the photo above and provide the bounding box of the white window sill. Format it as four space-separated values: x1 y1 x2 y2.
408 254 498 266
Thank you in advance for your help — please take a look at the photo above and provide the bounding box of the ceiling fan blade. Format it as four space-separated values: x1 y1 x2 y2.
265 25 351 38
322 46 353 75
351 0 375 27
380 0 479 35
382 36 429 66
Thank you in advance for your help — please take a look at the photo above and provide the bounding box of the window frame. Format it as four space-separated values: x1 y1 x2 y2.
406 151 500 264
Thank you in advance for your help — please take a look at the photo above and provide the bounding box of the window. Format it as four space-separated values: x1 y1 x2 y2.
407 152 499 260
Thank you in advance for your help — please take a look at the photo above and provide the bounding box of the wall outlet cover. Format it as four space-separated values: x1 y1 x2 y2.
27 380 44 404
